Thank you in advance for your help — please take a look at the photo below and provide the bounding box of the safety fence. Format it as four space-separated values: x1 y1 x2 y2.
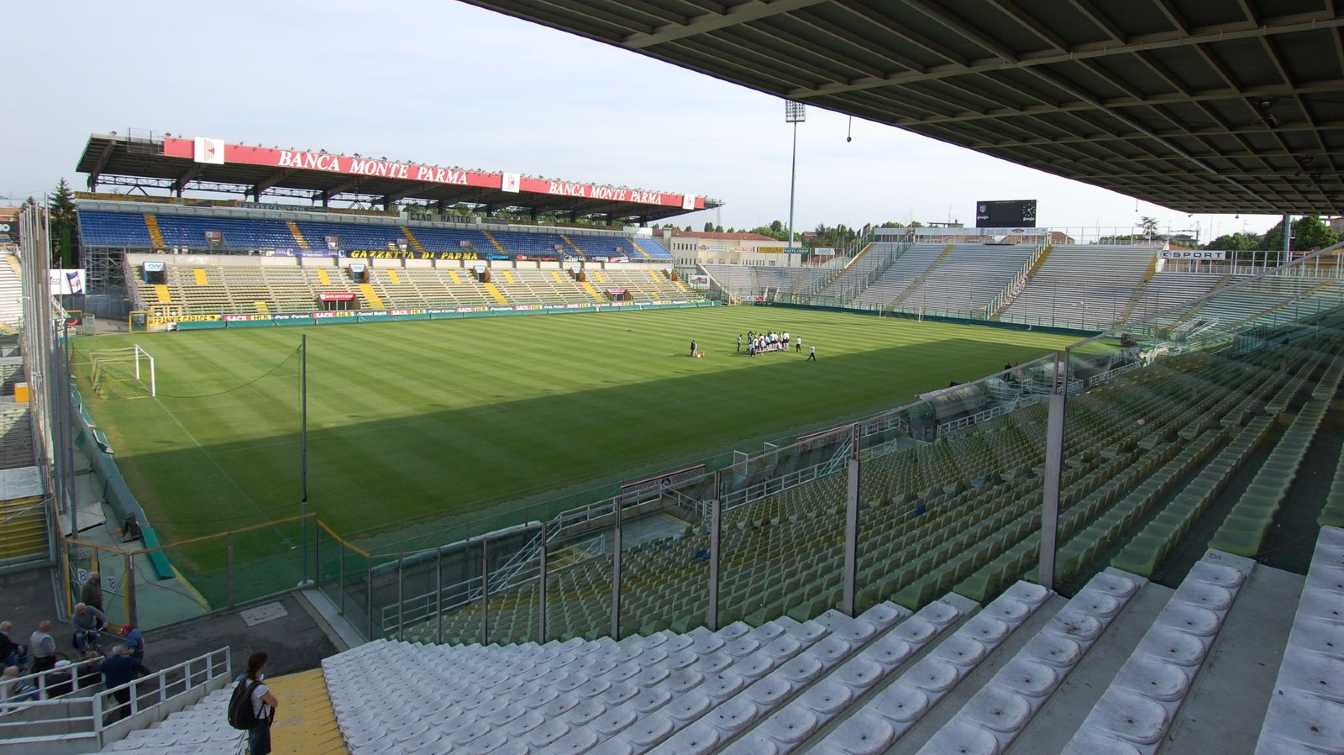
0 647 230 754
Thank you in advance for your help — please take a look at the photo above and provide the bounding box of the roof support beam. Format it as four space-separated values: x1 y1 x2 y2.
1068 0 1126 43
623 0 827 49
86 141 117 190
252 169 296 198
171 165 205 196
985 0 1069 52
789 12 1344 98
900 0 1019 62
888 79 1344 128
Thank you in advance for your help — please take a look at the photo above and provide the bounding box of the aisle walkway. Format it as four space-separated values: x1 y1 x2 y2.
265 667 348 754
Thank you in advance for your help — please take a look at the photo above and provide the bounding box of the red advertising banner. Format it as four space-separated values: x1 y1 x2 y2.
163 137 703 210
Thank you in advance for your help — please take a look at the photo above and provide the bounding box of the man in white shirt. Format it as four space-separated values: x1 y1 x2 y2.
29 621 56 673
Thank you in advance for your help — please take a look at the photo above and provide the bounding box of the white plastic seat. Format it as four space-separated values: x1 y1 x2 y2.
797 679 854 715
566 699 608 726
920 721 1000 755
623 711 675 748
758 704 819 745
550 725 600 754
826 710 894 755
1111 656 1191 702
1088 689 1170 745
654 721 719 755
871 682 930 723
663 692 711 725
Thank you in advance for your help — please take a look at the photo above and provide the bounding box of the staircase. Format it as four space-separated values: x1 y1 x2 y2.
0 402 33 470
143 213 165 249
265 668 348 754
254 300 270 316
561 234 586 257
891 243 955 309
483 282 510 305
152 284 173 304
990 243 1052 320
192 268 209 285
287 221 310 251
357 283 384 310
630 239 653 260
316 268 332 286
581 281 606 302
1170 272 1233 328
402 227 427 255
481 229 508 255
0 495 46 565
1117 251 1161 324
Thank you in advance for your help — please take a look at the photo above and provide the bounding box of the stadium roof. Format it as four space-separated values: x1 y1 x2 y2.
672 230 779 240
463 0 1344 216
75 132 717 222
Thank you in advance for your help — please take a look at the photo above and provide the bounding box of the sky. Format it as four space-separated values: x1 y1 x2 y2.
4 0 1283 240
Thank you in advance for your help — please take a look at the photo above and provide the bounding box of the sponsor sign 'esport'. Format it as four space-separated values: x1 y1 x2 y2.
1161 250 1226 260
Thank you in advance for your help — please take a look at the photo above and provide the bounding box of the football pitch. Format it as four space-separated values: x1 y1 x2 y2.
72 307 1080 561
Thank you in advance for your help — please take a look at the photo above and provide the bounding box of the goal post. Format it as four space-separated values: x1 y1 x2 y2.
87 345 156 399
134 344 156 397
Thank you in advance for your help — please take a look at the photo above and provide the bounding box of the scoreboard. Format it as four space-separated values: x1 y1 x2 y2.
976 199 1037 228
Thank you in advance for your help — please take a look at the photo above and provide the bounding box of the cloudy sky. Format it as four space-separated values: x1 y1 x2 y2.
7 0 1281 239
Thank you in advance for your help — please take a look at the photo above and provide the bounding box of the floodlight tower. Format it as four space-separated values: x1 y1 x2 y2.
785 100 806 250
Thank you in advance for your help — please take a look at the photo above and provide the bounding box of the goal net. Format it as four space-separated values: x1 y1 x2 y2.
86 345 156 399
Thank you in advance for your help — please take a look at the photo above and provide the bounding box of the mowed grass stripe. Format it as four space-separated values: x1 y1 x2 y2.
72 309 1078 552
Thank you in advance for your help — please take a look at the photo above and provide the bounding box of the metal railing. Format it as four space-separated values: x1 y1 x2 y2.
0 647 230 753
0 655 104 703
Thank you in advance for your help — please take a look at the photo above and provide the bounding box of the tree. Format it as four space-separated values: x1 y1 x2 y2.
1139 216 1159 238
703 221 714 232
769 219 783 234
1265 215 1338 251
1204 232 1262 252
48 179 79 267
714 224 724 233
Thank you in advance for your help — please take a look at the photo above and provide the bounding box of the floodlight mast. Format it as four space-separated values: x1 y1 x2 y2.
785 101 806 251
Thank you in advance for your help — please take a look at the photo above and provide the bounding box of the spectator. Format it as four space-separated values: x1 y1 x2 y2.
80 574 103 613
72 603 107 653
122 624 145 666
0 622 24 669
99 645 148 723
1 666 37 704
30 621 56 674
242 652 278 755
77 651 101 692
47 659 74 698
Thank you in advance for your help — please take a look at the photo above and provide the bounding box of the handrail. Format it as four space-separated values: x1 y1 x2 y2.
0 647 230 748
1 654 105 703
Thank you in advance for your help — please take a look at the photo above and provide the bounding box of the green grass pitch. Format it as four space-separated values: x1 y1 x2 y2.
72 307 1078 593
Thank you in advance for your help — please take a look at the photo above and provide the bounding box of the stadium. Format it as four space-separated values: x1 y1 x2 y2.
2 2 1344 754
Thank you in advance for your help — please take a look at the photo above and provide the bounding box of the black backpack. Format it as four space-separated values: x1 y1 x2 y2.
227 678 259 730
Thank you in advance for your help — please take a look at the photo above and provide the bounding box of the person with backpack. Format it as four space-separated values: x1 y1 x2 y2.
229 652 277 755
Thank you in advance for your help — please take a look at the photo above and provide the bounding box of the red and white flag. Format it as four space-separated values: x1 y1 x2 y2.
193 137 225 165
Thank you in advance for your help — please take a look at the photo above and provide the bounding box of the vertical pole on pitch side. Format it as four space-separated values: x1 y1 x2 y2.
300 335 309 583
